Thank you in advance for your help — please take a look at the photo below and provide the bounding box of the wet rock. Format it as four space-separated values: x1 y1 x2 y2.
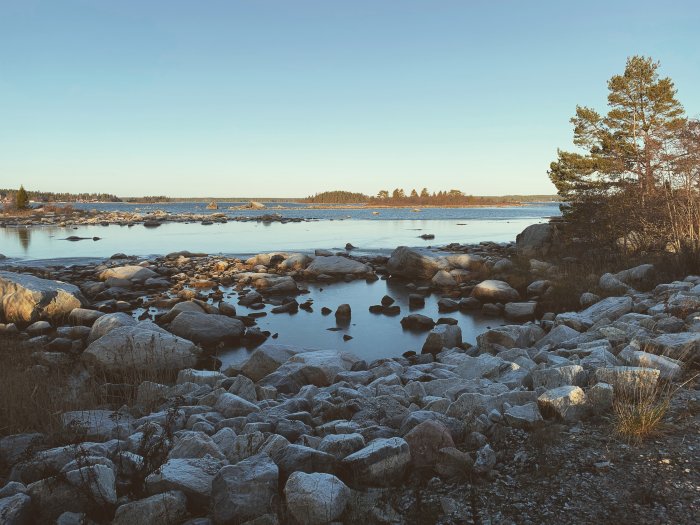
306 256 371 276
400 314 435 331
386 246 445 280
335 304 351 321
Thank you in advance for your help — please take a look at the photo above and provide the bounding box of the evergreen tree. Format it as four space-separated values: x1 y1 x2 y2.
15 185 29 209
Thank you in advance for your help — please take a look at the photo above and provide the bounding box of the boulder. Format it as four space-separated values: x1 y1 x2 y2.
504 302 537 321
504 402 543 429
618 347 682 379
477 324 544 352
306 256 371 276
614 264 656 289
341 437 410 487
318 433 366 460
68 308 104 326
213 393 260 418
145 456 224 506
403 420 455 469
284 472 350 525
0 493 31 524
598 273 631 295
531 365 587 389
82 325 201 374
259 350 360 394
537 386 588 422
432 270 457 287
400 314 435 331
240 344 303 382
87 312 137 343
211 453 278 524
555 296 633 331
112 490 188 525
60 410 133 441
0 271 86 324
594 366 660 393
98 265 158 282
168 312 245 345
386 247 445 280
643 332 700 362
422 324 462 354
516 223 557 258
471 280 520 303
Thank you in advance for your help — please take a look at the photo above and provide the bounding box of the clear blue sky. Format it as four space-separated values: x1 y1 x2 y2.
1 0 698 198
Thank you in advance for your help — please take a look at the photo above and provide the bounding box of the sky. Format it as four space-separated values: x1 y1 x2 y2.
1 1 699 198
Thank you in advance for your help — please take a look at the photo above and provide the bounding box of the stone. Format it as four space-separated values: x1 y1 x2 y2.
472 444 496 474
145 456 224 506
112 490 188 525
537 386 588 422
555 296 633 331
386 246 445 280
211 453 278 524
471 280 520 303
0 493 31 524
240 344 302 382
527 280 552 297
169 312 245 345
516 223 556 258
259 350 359 394
87 312 137 343
273 444 337 478
68 308 104 326
504 302 537 321
317 433 365 460
61 410 133 441
82 325 201 374
580 292 601 308
504 402 543 429
306 256 371 276
477 324 544 352
594 366 660 393
422 324 462 354
400 314 435 331
614 264 656 289
99 265 158 282
644 332 700 362
177 369 226 387
335 304 351 320
0 433 45 467
214 393 260 418
598 273 631 294
284 472 350 525
432 270 457 287
588 382 614 414
341 437 410 487
168 432 226 461
531 365 587 389
0 271 86 324
404 420 455 469
434 447 473 480
618 347 682 380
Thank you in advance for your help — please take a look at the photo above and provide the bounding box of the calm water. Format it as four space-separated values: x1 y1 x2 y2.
1 203 560 262
184 279 501 366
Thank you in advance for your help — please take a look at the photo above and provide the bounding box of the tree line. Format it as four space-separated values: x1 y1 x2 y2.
550 56 700 257
0 188 120 204
304 189 519 205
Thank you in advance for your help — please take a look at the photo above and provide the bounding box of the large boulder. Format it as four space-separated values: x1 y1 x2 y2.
516 223 557 258
537 386 588 422
306 256 371 276
145 456 224 506
477 324 544 352
211 453 278 524
471 280 520 303
386 247 445 280
82 325 201 374
613 264 656 290
284 472 350 525
555 296 633 331
168 312 245 345
0 271 86 324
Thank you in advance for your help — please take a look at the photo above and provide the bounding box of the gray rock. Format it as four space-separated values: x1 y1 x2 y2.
87 312 137 343
306 256 371 276
211 453 278 524
504 402 543 429
83 325 201 374
145 456 225 506
214 393 259 418
0 271 86 324
61 410 133 441
471 280 520 303
99 265 158 282
594 366 660 393
588 382 614 414
68 308 104 327
537 386 588 422
404 420 455 468
422 324 462 354
516 223 557 258
317 433 365 460
169 312 245 345
618 347 682 379
341 437 410 487
531 365 587 389
284 472 350 525
386 246 445 280
0 493 31 525
112 490 188 525
472 444 496 474
504 302 537 321
240 344 303 382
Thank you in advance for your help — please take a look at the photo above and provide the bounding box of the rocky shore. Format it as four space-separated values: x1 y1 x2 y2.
0 225 698 524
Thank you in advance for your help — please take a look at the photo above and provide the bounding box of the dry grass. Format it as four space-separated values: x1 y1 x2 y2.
611 386 671 444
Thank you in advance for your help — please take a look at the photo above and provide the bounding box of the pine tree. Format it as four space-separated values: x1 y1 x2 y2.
15 185 29 209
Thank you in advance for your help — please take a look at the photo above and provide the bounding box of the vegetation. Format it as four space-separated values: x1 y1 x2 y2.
549 56 700 255
303 190 369 203
14 185 29 209
0 188 120 204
